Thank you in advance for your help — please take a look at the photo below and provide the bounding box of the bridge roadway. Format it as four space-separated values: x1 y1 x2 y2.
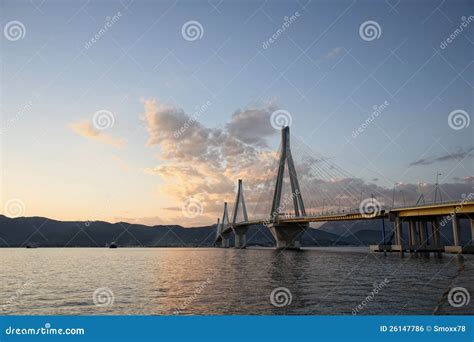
219 200 474 253
226 200 474 228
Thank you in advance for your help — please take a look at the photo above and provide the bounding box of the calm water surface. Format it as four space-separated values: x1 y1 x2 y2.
1 247 473 315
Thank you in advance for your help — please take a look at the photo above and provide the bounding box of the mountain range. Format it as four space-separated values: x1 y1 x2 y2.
0 215 470 248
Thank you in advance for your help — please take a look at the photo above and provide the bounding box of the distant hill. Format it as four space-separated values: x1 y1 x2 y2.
0 215 470 248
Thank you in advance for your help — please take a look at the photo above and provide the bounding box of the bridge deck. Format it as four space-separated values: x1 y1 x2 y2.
228 200 474 229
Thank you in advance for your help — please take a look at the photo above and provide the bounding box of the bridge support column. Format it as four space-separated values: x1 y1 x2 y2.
431 218 441 247
445 214 462 254
470 219 474 246
452 214 461 246
269 223 308 250
234 226 249 249
394 216 403 246
418 221 427 248
221 231 231 248
408 220 417 247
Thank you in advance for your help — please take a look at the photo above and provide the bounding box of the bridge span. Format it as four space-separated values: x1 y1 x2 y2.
214 127 474 254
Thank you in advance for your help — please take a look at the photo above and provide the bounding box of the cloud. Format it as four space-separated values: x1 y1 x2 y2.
140 99 474 226
324 47 345 60
226 108 276 146
408 147 474 166
141 99 280 225
453 176 474 184
70 121 124 148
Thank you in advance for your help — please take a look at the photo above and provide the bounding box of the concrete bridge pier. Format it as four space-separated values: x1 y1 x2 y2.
471 219 474 245
431 218 441 247
418 221 427 248
269 223 309 250
221 231 231 248
233 226 249 249
408 220 417 248
392 216 404 256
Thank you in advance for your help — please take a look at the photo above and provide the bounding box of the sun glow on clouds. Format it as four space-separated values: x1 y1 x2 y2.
70 121 124 149
141 99 279 225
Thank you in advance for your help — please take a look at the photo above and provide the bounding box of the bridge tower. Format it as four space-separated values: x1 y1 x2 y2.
231 179 250 248
269 126 309 249
215 217 221 243
219 202 231 248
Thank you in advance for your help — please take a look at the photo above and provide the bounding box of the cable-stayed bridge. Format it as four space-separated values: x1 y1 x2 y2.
214 127 474 254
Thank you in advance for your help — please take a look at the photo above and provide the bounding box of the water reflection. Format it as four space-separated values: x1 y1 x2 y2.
0 248 471 315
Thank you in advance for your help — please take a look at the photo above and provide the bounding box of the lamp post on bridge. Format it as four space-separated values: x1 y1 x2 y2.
434 172 442 203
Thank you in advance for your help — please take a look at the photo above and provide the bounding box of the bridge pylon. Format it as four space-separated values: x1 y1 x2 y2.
216 202 231 248
231 179 249 248
269 126 308 249
271 126 306 217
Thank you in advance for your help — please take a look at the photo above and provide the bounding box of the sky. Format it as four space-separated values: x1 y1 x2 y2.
1 0 473 226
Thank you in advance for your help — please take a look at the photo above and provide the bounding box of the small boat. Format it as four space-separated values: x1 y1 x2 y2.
108 242 118 248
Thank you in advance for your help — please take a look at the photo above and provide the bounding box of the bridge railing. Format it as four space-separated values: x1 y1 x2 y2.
233 198 473 224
